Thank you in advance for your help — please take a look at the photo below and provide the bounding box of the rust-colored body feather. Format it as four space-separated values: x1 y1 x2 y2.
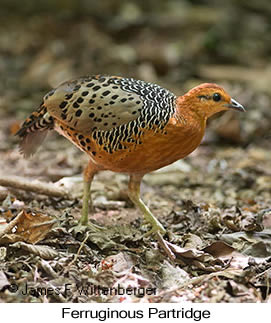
17 76 235 171
16 75 244 233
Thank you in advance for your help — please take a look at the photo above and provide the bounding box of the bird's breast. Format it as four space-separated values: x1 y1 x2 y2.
91 120 205 174
54 116 205 174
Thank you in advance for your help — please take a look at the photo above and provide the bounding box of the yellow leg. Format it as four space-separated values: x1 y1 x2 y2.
128 174 166 235
78 160 103 231
80 176 93 225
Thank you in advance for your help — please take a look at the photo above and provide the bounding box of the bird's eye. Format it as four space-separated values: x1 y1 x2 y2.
213 93 221 102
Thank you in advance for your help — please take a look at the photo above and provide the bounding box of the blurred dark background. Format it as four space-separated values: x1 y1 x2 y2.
0 0 270 146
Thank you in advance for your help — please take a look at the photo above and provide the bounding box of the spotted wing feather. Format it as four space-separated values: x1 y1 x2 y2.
44 76 144 133
44 75 176 135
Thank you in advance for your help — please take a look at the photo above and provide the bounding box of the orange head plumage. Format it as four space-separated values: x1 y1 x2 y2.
176 83 245 120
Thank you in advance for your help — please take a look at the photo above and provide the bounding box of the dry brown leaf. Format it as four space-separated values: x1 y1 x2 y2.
166 240 259 271
203 241 235 257
221 229 271 257
166 241 226 271
203 241 250 269
0 210 56 244
10 241 58 259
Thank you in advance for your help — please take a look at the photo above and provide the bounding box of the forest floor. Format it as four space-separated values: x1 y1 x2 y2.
0 7 270 303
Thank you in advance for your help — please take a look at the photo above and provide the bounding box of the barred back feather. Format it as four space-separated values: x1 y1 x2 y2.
16 103 54 157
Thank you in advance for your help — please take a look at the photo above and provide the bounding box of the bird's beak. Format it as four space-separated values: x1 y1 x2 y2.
224 99 246 112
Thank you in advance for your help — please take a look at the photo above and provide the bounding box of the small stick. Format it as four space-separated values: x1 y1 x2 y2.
0 176 69 198
68 232 90 267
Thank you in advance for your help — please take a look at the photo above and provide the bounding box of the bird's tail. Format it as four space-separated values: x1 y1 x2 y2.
16 103 54 157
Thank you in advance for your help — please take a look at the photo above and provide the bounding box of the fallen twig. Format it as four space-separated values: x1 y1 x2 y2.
0 175 69 198
68 232 90 267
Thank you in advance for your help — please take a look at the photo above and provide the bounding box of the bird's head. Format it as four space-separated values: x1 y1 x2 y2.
178 83 245 119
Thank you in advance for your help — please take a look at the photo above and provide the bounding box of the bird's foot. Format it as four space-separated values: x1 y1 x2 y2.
143 220 175 261
70 220 105 234
144 219 166 237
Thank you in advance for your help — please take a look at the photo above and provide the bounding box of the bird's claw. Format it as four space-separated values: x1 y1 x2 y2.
144 221 166 237
70 221 105 234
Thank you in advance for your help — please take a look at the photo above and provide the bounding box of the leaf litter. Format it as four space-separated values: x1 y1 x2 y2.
0 3 271 303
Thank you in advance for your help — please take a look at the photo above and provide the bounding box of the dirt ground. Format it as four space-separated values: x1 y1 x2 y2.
0 1 270 303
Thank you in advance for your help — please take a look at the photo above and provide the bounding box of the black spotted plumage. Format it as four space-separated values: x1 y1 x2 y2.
16 75 177 155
